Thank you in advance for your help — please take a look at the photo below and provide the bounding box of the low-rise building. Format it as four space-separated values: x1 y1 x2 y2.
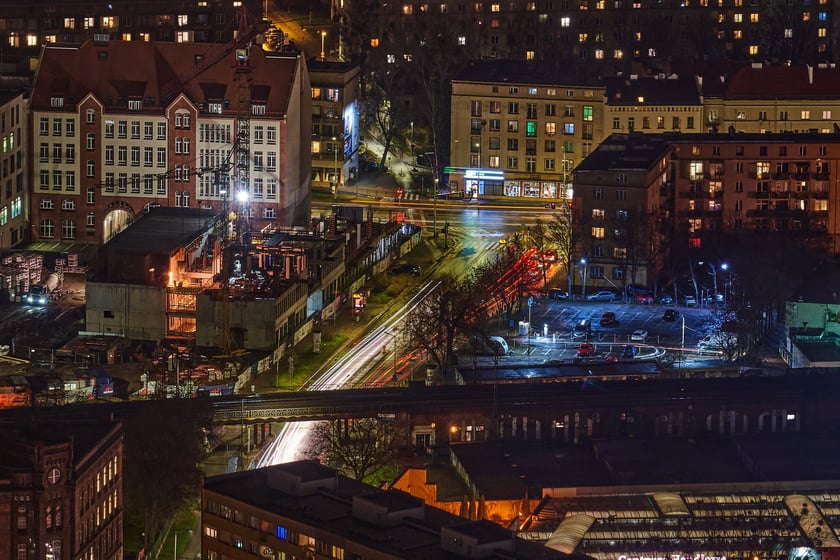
202 460 581 560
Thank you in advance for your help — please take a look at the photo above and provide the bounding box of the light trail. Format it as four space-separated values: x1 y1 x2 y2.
254 280 441 468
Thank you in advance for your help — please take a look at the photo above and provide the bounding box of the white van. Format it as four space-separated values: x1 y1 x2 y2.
488 336 510 356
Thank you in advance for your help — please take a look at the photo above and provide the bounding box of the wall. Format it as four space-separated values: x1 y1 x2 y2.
84 282 167 340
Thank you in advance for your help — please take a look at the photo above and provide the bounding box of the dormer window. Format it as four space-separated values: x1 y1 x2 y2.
50 97 64 108
208 102 223 114
252 104 266 116
128 99 142 111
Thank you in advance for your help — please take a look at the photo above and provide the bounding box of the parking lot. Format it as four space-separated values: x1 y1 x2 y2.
501 297 725 365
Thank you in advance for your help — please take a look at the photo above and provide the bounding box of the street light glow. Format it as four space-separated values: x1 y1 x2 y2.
236 190 249 204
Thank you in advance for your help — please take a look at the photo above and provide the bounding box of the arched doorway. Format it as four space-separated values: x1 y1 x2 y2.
103 202 135 241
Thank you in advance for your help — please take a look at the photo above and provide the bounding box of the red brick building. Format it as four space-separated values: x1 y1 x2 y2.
0 421 123 560
28 37 311 246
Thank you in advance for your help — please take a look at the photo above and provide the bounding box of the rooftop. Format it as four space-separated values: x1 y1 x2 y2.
103 207 220 256
453 60 604 88
205 461 580 560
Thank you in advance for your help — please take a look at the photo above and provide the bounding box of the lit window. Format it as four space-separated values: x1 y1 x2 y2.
458 36 466 46
579 33 588 42
26 35 38 47
591 226 605 238
526 50 535 60
595 49 604 59
101 16 116 28
749 44 758 55
750 12 758 23
733 12 742 22
818 27 827 37
561 16 571 26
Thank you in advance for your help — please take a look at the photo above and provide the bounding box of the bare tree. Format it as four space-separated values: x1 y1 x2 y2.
310 418 407 481
402 273 482 382
547 205 587 297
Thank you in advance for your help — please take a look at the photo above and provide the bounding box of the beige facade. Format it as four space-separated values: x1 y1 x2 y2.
449 62 605 200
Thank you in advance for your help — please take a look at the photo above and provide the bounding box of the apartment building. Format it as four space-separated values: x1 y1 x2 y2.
368 1 834 77
574 132 840 290
573 134 672 291
603 75 703 135
0 86 29 249
449 61 605 200
0 421 123 560
668 132 840 253
308 60 361 192
28 37 311 247
0 0 261 75
202 460 577 560
699 63 840 134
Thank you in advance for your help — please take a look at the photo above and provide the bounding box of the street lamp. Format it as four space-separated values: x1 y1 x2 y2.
320 30 326 60
527 296 534 355
173 529 193 560
331 136 339 199
579 258 588 299
433 178 439 238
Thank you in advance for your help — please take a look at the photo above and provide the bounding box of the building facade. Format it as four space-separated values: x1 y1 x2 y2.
365 0 835 78
574 132 840 291
449 61 605 201
0 421 123 560
308 60 361 193
28 38 311 247
0 87 29 249
0 0 261 75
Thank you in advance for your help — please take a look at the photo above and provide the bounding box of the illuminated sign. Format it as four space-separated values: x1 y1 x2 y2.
464 169 505 180
618 555 727 560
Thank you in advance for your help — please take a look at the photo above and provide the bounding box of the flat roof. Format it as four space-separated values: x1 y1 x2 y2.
103 207 221 256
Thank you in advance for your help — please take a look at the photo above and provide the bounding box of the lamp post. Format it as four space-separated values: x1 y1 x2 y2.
433 178 439 238
173 529 193 560
331 136 339 199
579 258 588 299
527 296 534 355
320 30 326 60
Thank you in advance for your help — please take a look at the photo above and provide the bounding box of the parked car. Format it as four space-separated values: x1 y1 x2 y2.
577 342 595 357
573 319 592 339
657 294 674 305
630 329 648 342
634 291 654 304
547 288 569 300
621 344 639 359
663 309 680 322
600 311 619 327
390 264 421 276
586 290 616 302
683 295 697 307
702 293 725 305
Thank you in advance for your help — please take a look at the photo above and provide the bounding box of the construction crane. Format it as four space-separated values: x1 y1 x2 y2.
158 7 268 105
217 6 261 356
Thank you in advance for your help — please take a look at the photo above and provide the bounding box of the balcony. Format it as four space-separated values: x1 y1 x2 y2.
770 190 790 198
746 191 770 199
812 191 829 199
813 171 829 180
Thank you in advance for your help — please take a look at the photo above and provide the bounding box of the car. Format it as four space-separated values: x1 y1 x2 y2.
390 264 421 276
657 294 674 305
585 290 616 302
634 291 654 304
621 344 639 359
542 249 558 263
573 319 592 339
702 293 725 305
577 342 595 357
600 311 619 327
547 288 568 300
663 309 680 322
683 295 697 307
630 329 648 342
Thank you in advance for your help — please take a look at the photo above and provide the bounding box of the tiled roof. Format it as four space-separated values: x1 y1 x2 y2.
723 64 840 99
603 76 701 106
31 39 299 113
